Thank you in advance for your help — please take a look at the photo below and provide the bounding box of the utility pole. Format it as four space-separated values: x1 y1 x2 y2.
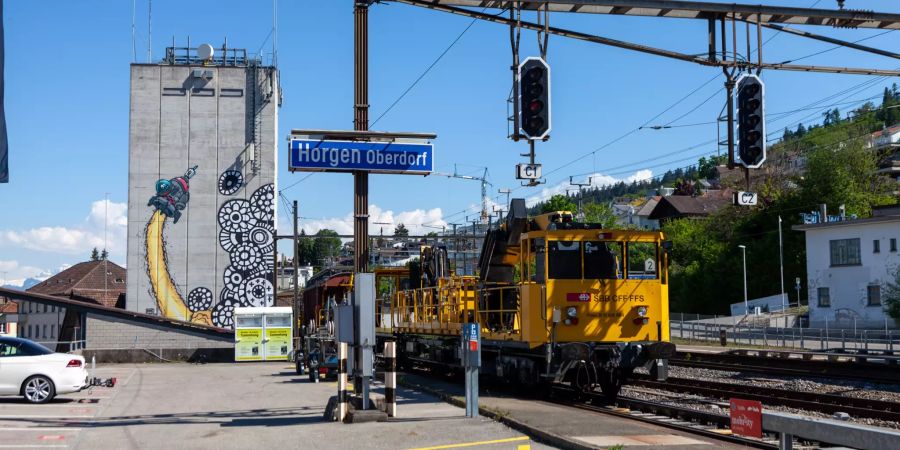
778 215 786 314
293 201 299 317
104 192 109 302
739 244 748 315
498 188 511 209
569 176 591 220
353 0 369 406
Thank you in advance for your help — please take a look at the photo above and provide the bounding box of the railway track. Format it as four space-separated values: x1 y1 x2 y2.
549 386 777 449
632 374 900 423
672 351 900 384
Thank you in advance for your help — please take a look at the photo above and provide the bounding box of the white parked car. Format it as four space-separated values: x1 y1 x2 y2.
0 336 88 403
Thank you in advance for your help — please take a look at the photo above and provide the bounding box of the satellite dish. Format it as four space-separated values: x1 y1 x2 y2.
197 43 215 61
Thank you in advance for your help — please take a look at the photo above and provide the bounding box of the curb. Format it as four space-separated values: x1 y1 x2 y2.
399 377 598 450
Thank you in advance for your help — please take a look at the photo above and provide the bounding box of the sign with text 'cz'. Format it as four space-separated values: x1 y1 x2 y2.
290 139 433 175
733 191 758 206
730 398 762 438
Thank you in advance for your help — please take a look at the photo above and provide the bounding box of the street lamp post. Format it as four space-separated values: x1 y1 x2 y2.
778 216 786 313
739 245 748 315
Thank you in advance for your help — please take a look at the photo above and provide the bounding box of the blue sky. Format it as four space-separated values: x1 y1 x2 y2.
1 0 898 284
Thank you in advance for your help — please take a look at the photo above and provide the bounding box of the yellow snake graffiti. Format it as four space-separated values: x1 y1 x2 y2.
145 211 212 325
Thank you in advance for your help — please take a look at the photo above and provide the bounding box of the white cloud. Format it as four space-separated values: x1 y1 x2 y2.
298 204 447 237
525 170 654 207
0 199 128 257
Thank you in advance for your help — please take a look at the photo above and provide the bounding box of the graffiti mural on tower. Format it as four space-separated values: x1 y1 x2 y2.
144 165 274 328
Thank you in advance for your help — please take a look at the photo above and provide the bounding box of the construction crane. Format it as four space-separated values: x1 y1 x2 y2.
432 165 492 224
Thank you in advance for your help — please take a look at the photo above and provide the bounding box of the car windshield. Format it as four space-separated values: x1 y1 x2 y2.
18 340 54 356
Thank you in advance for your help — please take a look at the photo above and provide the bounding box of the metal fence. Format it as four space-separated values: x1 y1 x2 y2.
670 316 900 352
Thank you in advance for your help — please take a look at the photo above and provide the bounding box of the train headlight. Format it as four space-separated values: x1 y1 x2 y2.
637 306 648 317
566 307 578 318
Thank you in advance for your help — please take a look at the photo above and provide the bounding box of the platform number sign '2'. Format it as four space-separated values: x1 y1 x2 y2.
730 398 762 438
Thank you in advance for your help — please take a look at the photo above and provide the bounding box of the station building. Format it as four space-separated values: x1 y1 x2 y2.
794 205 900 329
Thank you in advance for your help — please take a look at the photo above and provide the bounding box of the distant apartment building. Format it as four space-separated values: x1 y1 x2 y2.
794 205 900 329
867 124 900 180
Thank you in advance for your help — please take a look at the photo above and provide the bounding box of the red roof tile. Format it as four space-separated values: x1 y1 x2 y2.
27 260 126 308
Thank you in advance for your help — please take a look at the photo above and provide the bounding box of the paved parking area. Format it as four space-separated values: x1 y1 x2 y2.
0 363 545 450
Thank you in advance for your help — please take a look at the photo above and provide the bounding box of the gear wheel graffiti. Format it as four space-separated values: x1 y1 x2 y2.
218 199 254 233
249 183 275 224
186 287 213 312
218 170 244 196
240 277 273 308
212 297 238 328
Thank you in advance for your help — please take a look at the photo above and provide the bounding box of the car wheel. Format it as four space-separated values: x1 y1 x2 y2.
23 376 55 404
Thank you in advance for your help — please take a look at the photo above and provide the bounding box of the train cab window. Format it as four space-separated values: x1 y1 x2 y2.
533 239 546 283
584 241 623 279
627 242 658 279
548 241 582 279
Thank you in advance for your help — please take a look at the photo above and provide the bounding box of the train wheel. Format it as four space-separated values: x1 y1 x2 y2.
598 370 624 404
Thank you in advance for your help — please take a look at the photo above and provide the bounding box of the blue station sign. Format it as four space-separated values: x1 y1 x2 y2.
289 139 433 175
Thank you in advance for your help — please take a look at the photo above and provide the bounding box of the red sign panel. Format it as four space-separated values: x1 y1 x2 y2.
730 398 762 438
468 341 478 351
566 292 592 302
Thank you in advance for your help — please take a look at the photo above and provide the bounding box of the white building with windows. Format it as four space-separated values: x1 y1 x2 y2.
794 206 900 329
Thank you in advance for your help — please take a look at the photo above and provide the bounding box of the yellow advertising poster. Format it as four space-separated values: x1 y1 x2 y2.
235 328 263 361
265 328 291 361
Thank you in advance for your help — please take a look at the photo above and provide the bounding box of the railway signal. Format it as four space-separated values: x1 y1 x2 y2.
736 74 766 168
518 57 551 140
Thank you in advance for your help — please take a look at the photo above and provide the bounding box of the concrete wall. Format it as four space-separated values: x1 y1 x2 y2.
127 62 278 328
805 219 900 328
84 313 232 362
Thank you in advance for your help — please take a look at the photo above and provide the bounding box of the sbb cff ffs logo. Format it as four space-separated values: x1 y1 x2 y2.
735 74 766 168
519 57 551 140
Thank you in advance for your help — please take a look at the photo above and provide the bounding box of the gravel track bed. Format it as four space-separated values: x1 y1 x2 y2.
630 365 900 429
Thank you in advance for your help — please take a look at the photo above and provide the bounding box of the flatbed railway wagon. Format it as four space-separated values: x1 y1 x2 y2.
376 199 675 400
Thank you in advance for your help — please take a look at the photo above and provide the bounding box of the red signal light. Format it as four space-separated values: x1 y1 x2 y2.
66 359 82 368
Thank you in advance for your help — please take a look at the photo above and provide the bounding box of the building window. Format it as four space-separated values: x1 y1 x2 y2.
830 238 861 266
817 287 831 307
874 239 881 253
51 325 56 339
0 323 6 334
868 285 882 306
42 325 47 340
892 238 897 252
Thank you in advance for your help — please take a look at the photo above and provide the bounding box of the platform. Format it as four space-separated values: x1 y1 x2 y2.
400 373 747 450
0 363 546 449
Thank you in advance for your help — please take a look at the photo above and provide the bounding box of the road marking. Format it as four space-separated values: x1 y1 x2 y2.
0 428 82 432
0 415 93 418
409 436 531 450
38 436 65 441
0 446 67 448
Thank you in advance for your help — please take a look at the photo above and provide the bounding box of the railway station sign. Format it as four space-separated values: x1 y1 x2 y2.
729 398 762 438
289 138 433 175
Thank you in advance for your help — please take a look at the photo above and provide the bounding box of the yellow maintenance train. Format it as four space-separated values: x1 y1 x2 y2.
374 198 675 400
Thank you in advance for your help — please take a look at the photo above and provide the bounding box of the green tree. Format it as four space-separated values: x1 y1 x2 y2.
394 223 409 237
540 194 577 213
90 248 100 261
883 267 900 320
313 229 342 269
296 230 316 266
100 248 108 260
798 138 893 218
582 201 618 227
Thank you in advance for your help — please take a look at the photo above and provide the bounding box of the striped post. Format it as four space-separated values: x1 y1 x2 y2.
385 341 397 417
338 342 348 422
